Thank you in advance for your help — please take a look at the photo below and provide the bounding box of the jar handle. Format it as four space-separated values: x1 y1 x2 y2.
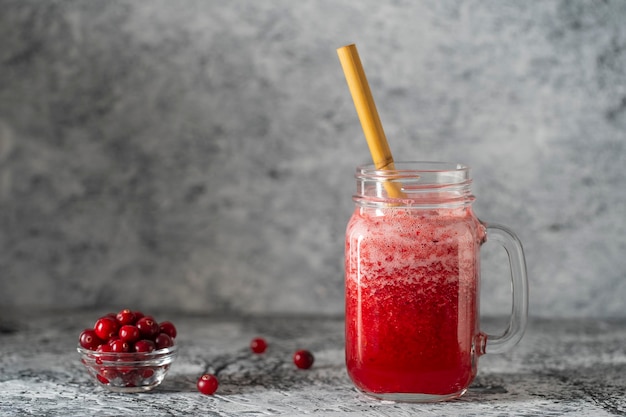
481 223 529 354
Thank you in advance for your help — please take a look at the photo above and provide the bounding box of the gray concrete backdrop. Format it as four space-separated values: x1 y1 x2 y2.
1 1 625 317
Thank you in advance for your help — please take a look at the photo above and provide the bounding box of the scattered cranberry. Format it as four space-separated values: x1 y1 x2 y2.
116 309 136 325
293 349 315 369
134 340 156 353
119 325 141 344
79 329 103 351
197 374 219 395
159 321 177 339
136 317 160 339
94 316 119 341
155 333 174 350
250 337 268 354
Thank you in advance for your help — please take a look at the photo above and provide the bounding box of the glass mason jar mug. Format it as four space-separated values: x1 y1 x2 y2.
345 162 528 402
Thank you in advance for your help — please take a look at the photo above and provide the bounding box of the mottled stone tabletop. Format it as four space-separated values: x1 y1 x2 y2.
0 311 624 416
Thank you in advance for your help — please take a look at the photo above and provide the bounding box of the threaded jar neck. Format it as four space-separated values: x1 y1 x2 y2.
353 161 475 208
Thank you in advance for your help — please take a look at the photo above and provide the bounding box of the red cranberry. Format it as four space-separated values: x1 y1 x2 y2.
293 350 314 369
154 333 174 350
101 368 118 381
107 337 120 346
197 374 218 395
134 339 156 353
97 343 113 353
119 325 141 344
159 321 177 339
96 342 114 362
116 309 136 325
250 337 268 354
79 329 103 351
133 311 145 321
94 317 119 341
136 317 160 339
96 374 110 385
118 369 139 387
109 339 131 353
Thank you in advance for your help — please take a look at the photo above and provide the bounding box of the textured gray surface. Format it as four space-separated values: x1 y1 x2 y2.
1 311 625 416
1 1 626 317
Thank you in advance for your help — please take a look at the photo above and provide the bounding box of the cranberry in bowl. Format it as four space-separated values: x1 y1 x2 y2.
77 310 178 392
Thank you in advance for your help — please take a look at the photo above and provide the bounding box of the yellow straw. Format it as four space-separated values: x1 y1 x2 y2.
337 44 405 198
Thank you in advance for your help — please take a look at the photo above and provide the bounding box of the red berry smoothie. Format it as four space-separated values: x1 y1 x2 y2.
345 206 486 399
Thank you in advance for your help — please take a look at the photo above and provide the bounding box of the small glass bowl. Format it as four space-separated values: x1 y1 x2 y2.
77 345 178 393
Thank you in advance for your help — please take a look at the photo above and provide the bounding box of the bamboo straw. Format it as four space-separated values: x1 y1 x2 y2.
337 44 405 198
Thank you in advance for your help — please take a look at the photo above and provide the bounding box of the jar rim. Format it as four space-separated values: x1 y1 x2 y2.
357 161 469 173
356 161 471 185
